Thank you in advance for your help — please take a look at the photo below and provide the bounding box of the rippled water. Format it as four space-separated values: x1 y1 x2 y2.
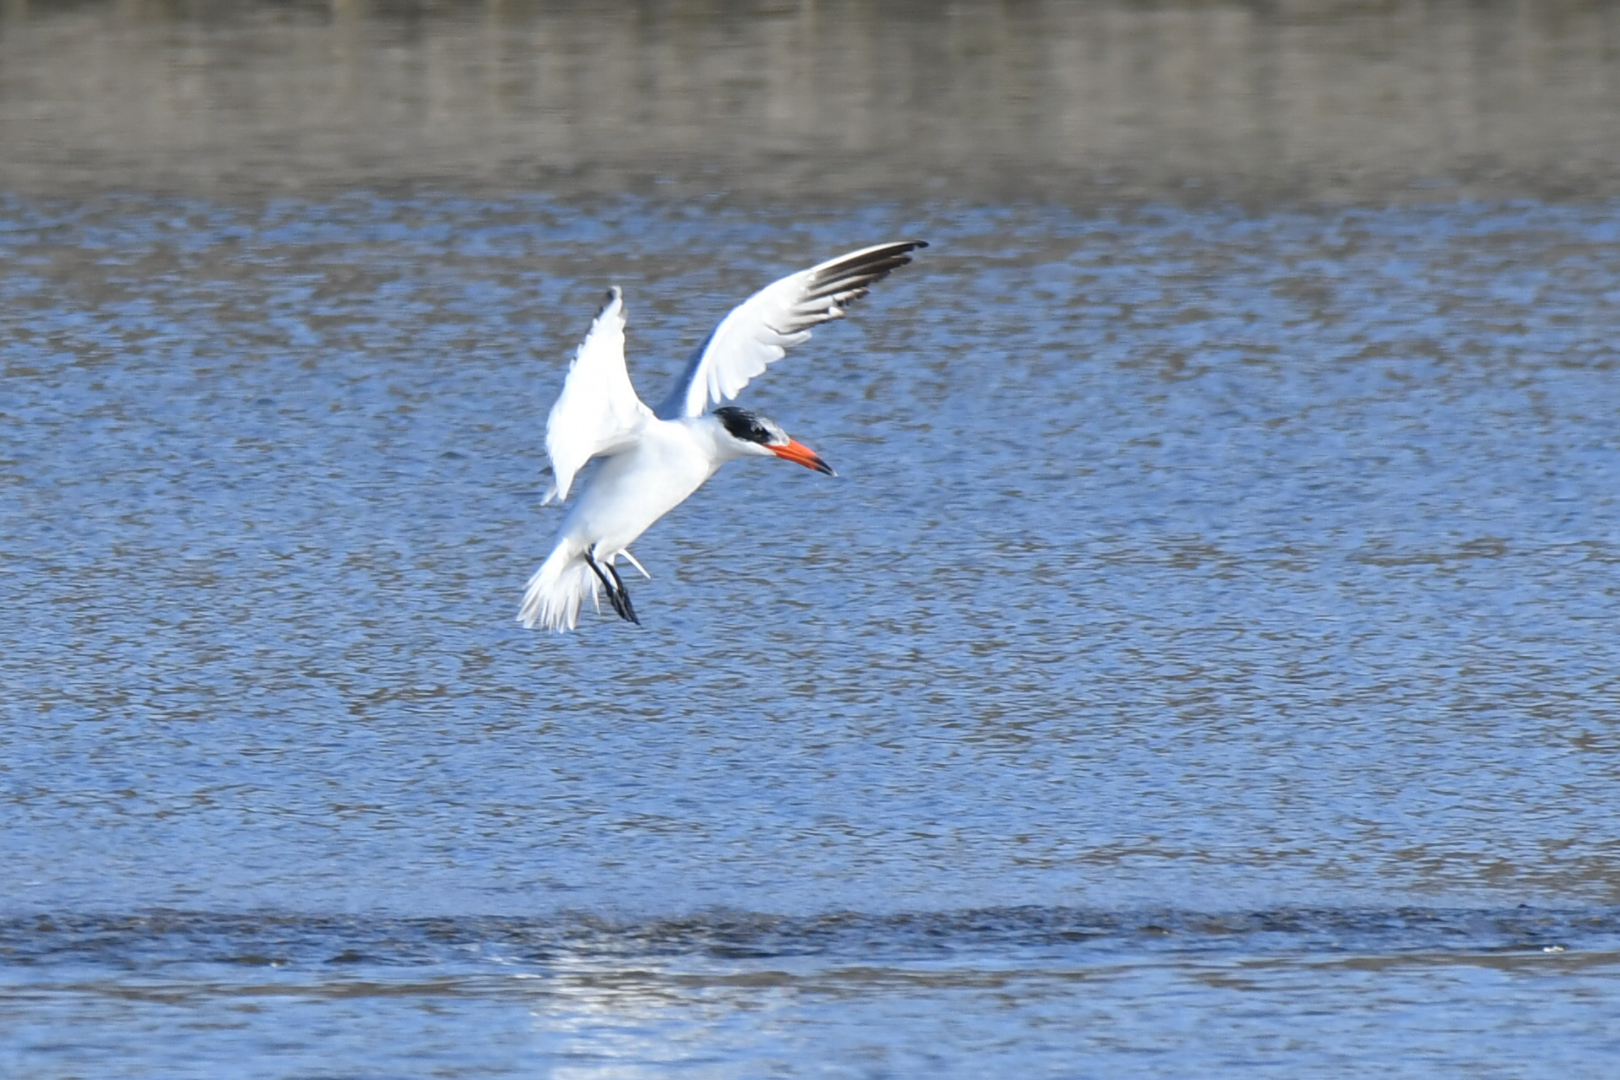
5 907 1618 1078
4 192 1619 1076
6 1 1620 1076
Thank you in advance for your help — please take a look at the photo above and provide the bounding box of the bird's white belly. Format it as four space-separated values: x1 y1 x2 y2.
559 423 715 557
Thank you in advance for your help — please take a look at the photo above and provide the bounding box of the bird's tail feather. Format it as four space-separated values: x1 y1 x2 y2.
517 543 599 632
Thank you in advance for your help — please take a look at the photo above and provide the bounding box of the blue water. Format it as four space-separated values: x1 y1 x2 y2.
3 194 1619 1076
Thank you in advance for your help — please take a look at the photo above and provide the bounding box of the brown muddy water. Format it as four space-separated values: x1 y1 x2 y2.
2 0 1620 203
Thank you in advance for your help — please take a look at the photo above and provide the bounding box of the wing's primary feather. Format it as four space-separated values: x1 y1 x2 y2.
544 286 651 503
655 240 926 420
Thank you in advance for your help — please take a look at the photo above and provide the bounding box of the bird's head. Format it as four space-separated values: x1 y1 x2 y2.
713 406 836 476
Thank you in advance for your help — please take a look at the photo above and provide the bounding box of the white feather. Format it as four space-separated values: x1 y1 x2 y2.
617 550 652 579
519 241 925 632
655 241 926 420
543 287 652 504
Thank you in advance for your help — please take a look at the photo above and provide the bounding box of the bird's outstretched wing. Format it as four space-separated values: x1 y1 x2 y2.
654 240 927 421
544 287 652 503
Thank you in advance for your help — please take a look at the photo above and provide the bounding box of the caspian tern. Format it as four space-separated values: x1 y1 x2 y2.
518 239 926 632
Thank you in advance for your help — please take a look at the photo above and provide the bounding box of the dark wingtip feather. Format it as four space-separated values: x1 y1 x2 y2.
807 240 927 301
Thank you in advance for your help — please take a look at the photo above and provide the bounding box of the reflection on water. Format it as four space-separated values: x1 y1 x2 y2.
1 0 1619 202
3 908 1617 1078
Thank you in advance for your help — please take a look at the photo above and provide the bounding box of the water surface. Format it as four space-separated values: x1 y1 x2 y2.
3 2 1620 1077
4 0 1620 203
5 191 1619 1077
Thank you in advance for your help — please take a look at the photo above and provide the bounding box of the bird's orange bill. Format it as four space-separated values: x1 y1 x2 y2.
769 439 836 476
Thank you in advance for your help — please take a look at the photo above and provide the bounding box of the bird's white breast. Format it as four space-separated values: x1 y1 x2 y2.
557 418 719 556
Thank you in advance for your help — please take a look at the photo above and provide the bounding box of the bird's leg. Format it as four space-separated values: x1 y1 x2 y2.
604 560 639 625
583 549 638 625
582 550 623 619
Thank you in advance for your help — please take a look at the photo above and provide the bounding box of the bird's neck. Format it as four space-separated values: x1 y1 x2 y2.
686 413 753 467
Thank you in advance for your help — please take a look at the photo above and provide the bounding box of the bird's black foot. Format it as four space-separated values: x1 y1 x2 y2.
604 560 639 624
584 550 640 625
